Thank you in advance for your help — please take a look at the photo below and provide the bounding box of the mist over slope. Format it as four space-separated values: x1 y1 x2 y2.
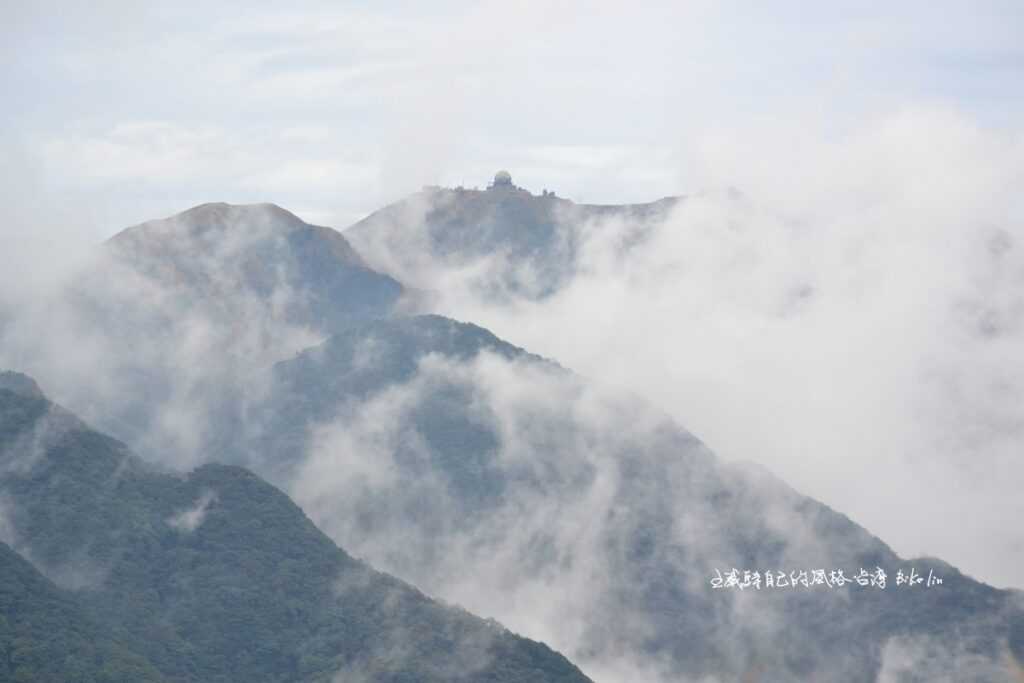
345 174 680 302
245 314 1024 682
343 149 1024 592
107 201 405 328
3 195 1023 681
0 376 591 683
5 2 1023 680
0 202 404 468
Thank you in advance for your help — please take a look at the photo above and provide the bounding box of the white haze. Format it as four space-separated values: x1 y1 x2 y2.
168 490 217 533
2 2 1021 228
358 108 1024 589
2 0 1023 590
288 345 1021 681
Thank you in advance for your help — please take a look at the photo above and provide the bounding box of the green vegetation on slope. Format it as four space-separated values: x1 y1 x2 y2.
0 541 166 683
0 384 591 683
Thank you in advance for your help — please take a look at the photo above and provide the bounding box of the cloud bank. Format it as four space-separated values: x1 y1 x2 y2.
352 108 1024 589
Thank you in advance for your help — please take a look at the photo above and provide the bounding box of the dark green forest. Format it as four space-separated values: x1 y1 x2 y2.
0 384 590 683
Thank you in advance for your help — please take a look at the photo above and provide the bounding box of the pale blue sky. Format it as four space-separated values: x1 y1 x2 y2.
2 1 1021 238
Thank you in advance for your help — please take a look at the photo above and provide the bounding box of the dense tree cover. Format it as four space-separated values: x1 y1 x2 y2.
0 385 591 683
0 542 166 683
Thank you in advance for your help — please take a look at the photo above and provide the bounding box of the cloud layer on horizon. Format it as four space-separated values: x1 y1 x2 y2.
2 1 1021 236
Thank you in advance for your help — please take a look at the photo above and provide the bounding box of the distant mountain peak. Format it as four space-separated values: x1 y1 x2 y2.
107 201 313 245
94 200 406 330
0 370 44 400
177 200 307 224
345 179 682 299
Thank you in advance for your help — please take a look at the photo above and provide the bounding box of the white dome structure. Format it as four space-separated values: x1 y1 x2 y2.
490 170 513 188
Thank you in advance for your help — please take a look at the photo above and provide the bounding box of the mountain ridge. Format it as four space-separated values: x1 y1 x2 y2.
247 312 1024 682
344 177 683 301
0 378 593 683
5 195 1024 681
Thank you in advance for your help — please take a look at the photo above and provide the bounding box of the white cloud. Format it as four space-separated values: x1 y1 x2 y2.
355 107 1024 590
168 490 217 533
4 1 1021 234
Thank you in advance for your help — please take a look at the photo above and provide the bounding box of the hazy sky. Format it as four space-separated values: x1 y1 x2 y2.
2 1 1021 239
